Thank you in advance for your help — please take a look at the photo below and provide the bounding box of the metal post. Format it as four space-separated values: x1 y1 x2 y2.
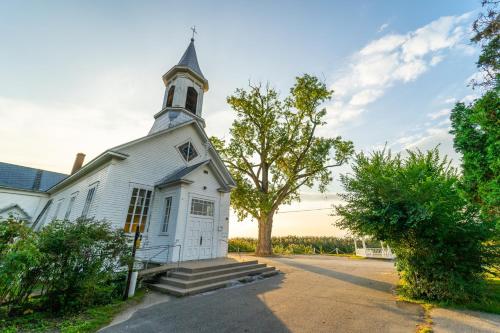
177 244 181 271
123 225 141 301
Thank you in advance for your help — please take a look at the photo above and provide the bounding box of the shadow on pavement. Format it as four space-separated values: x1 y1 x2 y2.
101 274 290 333
278 258 394 293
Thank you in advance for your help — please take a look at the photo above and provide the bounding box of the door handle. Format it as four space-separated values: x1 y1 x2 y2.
200 236 203 245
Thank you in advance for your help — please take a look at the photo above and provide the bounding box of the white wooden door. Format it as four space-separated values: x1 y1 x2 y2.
183 198 215 261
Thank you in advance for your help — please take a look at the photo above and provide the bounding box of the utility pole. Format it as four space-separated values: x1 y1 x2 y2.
123 225 141 300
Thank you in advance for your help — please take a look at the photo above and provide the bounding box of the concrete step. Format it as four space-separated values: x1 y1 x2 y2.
161 266 276 289
177 260 259 274
169 263 268 280
149 269 280 297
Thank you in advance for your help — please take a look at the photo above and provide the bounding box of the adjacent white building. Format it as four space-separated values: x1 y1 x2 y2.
0 38 235 263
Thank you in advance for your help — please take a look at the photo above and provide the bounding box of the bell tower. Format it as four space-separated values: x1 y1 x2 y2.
149 34 209 135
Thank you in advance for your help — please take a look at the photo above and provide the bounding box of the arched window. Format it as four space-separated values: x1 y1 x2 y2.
166 85 175 107
185 87 198 114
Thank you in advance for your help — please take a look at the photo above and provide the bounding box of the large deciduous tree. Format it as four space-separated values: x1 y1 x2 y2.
450 0 499 227
212 75 353 256
470 0 499 89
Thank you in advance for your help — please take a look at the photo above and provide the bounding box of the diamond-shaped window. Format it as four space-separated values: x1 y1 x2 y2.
178 141 198 162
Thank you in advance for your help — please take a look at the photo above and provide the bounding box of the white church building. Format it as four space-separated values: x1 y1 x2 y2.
0 38 235 263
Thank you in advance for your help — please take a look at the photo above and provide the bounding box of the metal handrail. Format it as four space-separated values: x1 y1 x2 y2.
137 244 182 271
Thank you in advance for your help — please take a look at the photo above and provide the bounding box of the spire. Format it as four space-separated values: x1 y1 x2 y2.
177 38 205 80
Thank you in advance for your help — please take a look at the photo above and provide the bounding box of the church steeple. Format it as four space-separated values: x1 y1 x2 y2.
162 37 209 92
149 36 209 135
177 38 206 82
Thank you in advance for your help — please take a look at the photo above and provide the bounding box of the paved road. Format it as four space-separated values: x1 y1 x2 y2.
102 256 423 333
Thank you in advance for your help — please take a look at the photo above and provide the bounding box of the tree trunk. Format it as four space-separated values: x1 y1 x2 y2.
256 214 273 256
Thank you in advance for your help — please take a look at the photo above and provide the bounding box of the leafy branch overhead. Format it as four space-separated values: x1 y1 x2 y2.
211 74 354 222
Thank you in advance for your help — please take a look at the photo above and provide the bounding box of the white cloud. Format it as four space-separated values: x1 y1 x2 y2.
349 89 384 106
430 55 444 66
0 95 151 173
427 108 450 120
326 13 474 128
377 23 390 33
443 97 457 104
360 35 406 56
461 94 478 103
394 124 459 166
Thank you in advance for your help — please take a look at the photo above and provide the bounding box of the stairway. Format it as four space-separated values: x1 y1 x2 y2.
147 260 279 296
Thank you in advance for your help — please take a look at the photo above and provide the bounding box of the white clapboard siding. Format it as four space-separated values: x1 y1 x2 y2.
42 163 113 224
0 188 48 221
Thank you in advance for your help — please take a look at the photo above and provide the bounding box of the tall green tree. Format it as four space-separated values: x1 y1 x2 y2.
470 0 499 89
450 0 499 226
212 75 353 256
335 148 494 302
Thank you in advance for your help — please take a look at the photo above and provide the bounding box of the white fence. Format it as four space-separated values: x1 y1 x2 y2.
356 247 395 259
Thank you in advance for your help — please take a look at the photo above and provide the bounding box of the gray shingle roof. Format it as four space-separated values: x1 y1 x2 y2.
156 160 209 187
0 162 68 192
177 39 205 80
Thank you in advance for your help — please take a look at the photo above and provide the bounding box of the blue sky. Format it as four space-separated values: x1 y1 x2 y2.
0 1 482 237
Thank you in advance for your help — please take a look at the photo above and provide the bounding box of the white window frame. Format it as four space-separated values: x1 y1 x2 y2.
64 192 78 220
81 183 98 218
53 198 64 220
160 196 173 234
176 140 199 162
190 198 215 217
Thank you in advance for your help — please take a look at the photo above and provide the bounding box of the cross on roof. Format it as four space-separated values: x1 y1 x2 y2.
190 26 197 41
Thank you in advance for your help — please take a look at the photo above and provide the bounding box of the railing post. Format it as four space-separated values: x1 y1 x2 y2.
177 244 181 271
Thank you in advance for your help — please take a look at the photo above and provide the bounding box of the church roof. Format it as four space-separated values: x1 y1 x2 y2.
156 160 209 188
177 39 205 80
156 159 232 192
0 162 68 192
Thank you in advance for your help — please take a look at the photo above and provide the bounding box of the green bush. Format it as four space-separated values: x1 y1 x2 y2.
336 148 495 303
0 217 43 309
228 236 355 254
0 217 130 314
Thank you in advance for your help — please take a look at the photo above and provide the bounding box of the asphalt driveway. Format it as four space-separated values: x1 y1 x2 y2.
102 255 425 332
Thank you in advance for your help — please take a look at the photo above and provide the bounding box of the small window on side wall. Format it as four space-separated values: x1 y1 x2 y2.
166 85 175 107
161 197 173 233
81 185 97 218
185 87 198 114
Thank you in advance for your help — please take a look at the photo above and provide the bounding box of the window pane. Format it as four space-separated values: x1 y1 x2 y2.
178 142 198 162
124 188 152 233
162 197 172 233
190 199 214 216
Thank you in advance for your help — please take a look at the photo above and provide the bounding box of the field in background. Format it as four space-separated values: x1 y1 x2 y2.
228 236 356 255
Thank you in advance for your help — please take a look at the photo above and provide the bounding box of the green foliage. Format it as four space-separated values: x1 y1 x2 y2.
0 217 43 310
228 236 355 254
450 90 500 227
335 148 495 303
212 74 353 255
470 0 499 88
0 289 146 333
37 219 130 312
0 217 130 314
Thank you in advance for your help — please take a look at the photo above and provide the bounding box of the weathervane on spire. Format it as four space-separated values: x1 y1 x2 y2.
190 26 197 41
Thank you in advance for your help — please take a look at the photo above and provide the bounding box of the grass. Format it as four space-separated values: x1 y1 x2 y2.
0 289 146 333
396 276 500 333
452 277 500 314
